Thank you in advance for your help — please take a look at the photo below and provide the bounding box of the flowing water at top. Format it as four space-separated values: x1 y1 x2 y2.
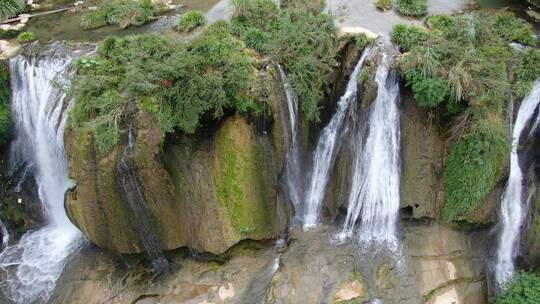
302 47 371 229
278 64 303 215
0 56 82 303
339 53 401 247
495 80 540 287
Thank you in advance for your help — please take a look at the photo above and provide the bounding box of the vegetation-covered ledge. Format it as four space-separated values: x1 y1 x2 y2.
392 12 539 223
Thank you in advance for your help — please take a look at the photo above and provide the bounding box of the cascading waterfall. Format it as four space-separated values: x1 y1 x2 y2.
278 64 303 214
495 80 540 287
0 56 82 303
339 53 401 246
302 47 371 229
116 126 167 270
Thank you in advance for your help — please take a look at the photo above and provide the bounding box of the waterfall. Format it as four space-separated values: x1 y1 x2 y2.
302 47 371 229
495 80 540 287
278 64 303 215
0 56 82 303
116 126 167 271
339 53 401 246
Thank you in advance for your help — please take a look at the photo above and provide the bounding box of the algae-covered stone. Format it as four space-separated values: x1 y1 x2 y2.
65 111 287 254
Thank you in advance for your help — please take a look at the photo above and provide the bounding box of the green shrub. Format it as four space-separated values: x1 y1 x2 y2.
281 0 325 12
231 0 336 122
497 272 540 304
442 121 508 222
355 33 370 50
71 27 256 153
0 61 12 146
374 0 393 11
396 0 427 17
0 0 25 21
16 31 34 43
176 10 206 33
493 14 535 46
515 48 540 98
81 0 158 29
244 27 269 52
391 24 426 52
403 69 450 107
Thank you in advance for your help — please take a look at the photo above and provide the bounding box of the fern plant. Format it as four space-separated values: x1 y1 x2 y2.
0 0 25 21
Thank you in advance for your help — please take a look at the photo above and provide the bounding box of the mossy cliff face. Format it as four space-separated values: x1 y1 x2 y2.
65 110 287 254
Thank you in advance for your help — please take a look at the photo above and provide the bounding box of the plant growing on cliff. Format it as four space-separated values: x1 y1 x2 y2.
16 31 35 43
515 48 540 98
71 23 256 153
232 0 337 121
496 271 540 303
80 0 158 29
0 0 25 21
176 10 206 33
392 13 535 222
0 61 12 146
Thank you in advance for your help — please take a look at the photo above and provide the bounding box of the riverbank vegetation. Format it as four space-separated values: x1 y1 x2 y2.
396 0 427 17
176 10 206 33
392 12 537 222
80 0 159 29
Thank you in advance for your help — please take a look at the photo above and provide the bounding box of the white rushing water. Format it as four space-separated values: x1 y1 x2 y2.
278 64 303 215
0 56 82 303
495 80 540 287
302 47 371 229
339 53 401 246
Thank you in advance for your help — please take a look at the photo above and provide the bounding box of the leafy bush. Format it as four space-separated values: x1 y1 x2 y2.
0 0 25 21
16 31 35 43
396 0 427 17
493 14 535 46
374 0 393 11
391 24 426 52
515 48 540 98
280 0 325 13
355 33 371 50
71 25 256 153
442 121 508 222
403 69 450 107
497 272 540 304
176 10 206 33
81 0 158 29
231 0 336 121
0 61 12 146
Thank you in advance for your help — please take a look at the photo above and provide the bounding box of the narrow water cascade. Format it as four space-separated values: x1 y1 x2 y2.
302 47 371 229
0 56 82 303
339 53 401 246
277 64 303 215
495 80 540 287
116 126 167 270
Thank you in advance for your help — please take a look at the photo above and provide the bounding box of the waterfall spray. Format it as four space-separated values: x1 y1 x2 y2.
0 55 82 303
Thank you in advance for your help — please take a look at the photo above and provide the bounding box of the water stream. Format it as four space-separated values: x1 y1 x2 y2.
0 55 82 303
495 80 540 287
278 64 303 215
302 47 371 229
339 53 401 247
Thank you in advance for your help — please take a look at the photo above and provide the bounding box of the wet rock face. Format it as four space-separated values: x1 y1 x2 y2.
52 223 489 304
65 111 288 255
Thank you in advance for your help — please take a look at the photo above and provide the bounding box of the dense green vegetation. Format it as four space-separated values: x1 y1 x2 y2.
16 31 35 43
0 0 25 21
231 0 337 121
497 272 540 304
176 10 206 33
80 0 158 29
392 13 536 221
71 23 256 153
396 0 427 17
0 61 12 147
